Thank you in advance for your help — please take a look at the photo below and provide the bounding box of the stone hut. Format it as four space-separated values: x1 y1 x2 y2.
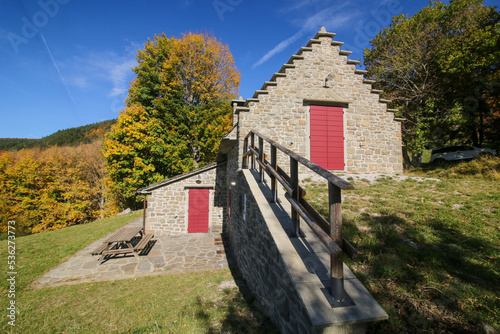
136 163 227 235
137 27 403 235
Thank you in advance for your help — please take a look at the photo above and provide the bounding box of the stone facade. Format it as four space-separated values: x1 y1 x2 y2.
136 163 227 235
229 28 403 175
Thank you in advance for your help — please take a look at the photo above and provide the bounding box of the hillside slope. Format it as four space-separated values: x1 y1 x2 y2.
0 119 116 151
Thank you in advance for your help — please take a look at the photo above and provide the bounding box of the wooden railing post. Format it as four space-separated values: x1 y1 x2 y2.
243 136 248 169
290 157 300 237
271 145 277 203
258 136 264 183
329 182 344 301
250 132 255 170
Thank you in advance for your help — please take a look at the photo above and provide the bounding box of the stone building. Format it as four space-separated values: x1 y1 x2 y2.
136 163 227 235
137 27 403 234
136 28 396 332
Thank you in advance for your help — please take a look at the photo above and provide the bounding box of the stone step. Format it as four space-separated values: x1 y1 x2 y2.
279 64 296 73
271 73 287 81
235 107 250 113
297 47 313 55
306 39 322 47
244 98 259 106
287 55 304 64
314 29 335 39
261 81 278 90
253 90 269 99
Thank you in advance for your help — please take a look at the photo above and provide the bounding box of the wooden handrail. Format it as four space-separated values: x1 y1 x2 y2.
251 130 353 190
243 130 356 303
285 193 342 256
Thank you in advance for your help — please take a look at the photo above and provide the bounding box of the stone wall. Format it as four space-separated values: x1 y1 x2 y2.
227 170 315 333
230 28 403 176
144 164 226 235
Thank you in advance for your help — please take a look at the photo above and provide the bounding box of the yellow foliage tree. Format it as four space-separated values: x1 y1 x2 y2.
104 32 240 207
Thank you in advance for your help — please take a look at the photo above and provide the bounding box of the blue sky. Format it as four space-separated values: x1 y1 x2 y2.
1 0 499 138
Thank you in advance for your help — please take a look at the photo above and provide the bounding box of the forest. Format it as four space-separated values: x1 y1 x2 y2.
0 119 115 151
0 132 120 236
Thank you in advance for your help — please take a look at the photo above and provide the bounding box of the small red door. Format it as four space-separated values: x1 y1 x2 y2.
188 188 210 233
310 105 344 170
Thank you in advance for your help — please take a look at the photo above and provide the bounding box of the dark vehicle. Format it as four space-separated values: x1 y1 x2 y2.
430 145 496 163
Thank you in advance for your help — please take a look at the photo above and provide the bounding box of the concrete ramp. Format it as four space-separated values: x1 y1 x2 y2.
226 169 387 333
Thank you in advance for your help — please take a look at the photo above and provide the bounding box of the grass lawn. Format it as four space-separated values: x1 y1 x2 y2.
0 211 277 333
304 158 499 333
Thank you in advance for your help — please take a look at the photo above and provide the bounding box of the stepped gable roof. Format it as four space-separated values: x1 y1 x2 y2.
231 27 369 111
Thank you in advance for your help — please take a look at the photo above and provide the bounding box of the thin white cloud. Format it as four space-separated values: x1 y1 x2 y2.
280 0 324 13
107 58 137 97
40 33 77 107
62 43 138 99
252 30 305 69
252 4 359 68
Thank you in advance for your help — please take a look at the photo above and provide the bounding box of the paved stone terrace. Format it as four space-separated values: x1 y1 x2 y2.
31 218 229 289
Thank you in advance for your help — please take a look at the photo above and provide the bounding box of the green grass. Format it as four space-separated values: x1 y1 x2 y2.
10 269 275 333
1 210 142 292
304 163 499 333
0 211 277 333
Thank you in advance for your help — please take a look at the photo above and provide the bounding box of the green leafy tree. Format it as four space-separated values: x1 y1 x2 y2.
104 32 240 207
364 0 500 162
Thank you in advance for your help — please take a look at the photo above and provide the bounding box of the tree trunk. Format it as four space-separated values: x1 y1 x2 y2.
402 146 413 169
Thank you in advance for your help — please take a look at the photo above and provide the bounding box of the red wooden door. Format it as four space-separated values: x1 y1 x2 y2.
310 105 344 170
188 188 210 233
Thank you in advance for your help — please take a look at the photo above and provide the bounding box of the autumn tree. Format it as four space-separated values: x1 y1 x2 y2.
0 143 115 236
364 0 500 160
104 32 240 207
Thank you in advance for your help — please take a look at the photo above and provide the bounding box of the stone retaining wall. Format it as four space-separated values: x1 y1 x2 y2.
227 170 315 333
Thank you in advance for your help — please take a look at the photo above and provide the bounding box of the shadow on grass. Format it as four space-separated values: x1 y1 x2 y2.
347 213 499 333
190 266 279 334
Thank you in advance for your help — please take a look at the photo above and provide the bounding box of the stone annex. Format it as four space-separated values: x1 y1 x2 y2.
136 28 401 333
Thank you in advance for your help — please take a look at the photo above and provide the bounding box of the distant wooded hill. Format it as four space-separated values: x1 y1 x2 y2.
0 119 116 151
